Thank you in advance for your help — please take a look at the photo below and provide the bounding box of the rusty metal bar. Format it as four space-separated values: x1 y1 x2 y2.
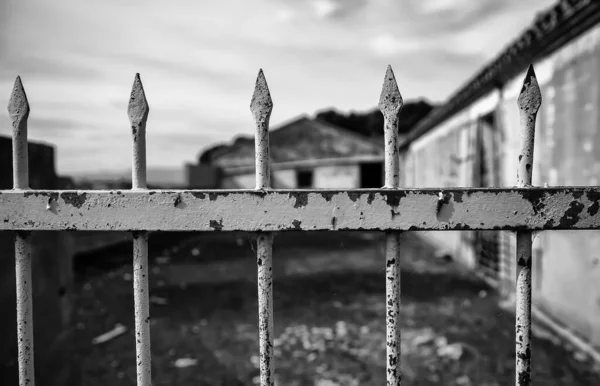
380 65 404 385
3 187 600 232
515 64 541 386
251 69 275 386
128 74 152 386
9 76 35 386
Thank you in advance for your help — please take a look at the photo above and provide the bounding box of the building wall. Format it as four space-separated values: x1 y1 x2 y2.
221 163 362 189
0 136 79 385
402 22 600 348
313 165 360 188
186 163 220 188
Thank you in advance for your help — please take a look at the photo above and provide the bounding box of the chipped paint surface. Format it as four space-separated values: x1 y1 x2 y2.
15 232 34 386
385 232 401 385
257 233 274 386
133 232 151 386
128 74 152 386
380 65 403 386
515 64 541 386
251 70 275 386
2 188 600 231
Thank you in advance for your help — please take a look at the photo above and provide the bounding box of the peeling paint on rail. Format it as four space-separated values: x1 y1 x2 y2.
2 188 600 231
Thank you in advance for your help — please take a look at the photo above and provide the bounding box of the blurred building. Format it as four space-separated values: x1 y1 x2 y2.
195 115 388 189
399 0 600 352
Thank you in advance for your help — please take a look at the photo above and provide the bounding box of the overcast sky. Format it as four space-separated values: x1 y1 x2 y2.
0 0 555 175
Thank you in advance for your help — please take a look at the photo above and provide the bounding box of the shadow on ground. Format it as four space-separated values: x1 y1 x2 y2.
68 232 600 386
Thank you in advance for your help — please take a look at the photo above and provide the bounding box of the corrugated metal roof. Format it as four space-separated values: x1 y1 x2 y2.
400 0 600 150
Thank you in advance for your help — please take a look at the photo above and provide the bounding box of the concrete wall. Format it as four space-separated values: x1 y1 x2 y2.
401 23 600 349
0 136 79 385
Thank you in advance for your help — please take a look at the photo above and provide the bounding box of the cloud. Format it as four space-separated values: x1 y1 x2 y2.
0 0 556 175
311 0 339 19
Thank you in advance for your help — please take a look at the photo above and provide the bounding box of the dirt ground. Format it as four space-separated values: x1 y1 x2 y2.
68 232 600 385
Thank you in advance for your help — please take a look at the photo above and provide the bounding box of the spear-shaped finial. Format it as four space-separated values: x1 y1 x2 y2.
9 76 31 189
250 69 273 123
8 76 30 124
378 65 403 120
128 73 149 189
379 65 403 189
128 73 149 125
516 64 541 187
251 69 273 190
517 64 542 115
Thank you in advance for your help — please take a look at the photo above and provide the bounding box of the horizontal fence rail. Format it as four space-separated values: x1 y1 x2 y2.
2 63 596 386
2 188 600 231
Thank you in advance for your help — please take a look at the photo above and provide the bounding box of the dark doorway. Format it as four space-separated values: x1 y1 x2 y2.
296 170 313 188
360 162 384 188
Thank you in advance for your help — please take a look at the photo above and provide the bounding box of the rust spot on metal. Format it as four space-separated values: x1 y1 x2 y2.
587 201 599 216
209 219 223 231
452 191 464 203
320 192 335 202
367 193 376 205
384 191 405 207
558 201 585 227
347 192 361 202
60 192 87 208
288 192 308 208
519 190 546 215
191 192 206 199
292 219 301 229
209 193 219 201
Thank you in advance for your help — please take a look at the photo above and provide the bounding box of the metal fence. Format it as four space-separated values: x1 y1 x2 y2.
2 64 600 386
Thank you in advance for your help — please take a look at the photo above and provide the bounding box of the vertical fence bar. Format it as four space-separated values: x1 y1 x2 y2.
515 64 541 386
251 69 275 386
9 76 35 386
379 65 404 386
128 74 152 386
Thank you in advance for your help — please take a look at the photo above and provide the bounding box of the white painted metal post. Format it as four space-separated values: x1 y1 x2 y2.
515 64 541 386
251 69 275 386
9 76 35 386
379 65 404 386
128 74 152 386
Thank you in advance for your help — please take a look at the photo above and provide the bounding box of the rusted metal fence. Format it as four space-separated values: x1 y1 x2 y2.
2 64 600 386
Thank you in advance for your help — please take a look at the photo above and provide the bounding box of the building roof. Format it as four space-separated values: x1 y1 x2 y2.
204 115 384 168
400 0 600 150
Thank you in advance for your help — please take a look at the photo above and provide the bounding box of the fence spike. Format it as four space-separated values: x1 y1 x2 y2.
379 66 403 386
128 73 150 127
8 76 30 123
378 65 403 122
250 69 275 386
128 73 149 190
379 65 403 189
127 74 152 386
9 76 30 190
251 69 273 190
250 69 273 121
517 64 542 115
515 63 541 386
